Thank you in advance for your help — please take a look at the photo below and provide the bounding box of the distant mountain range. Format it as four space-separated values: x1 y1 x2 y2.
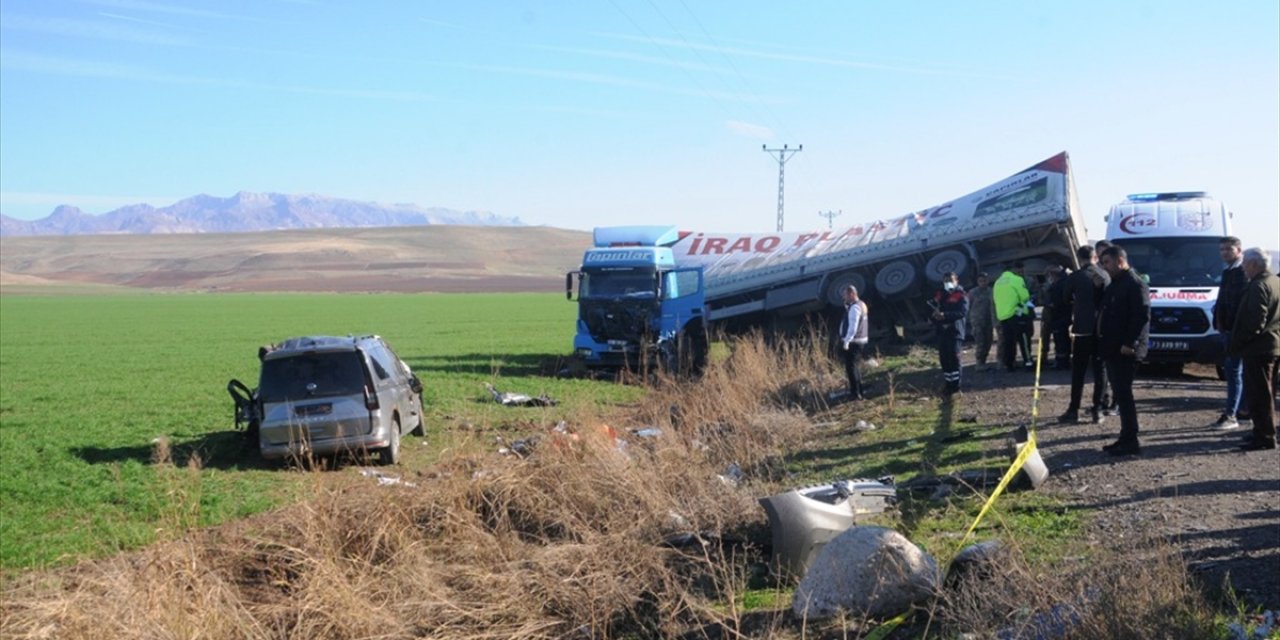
0 192 524 236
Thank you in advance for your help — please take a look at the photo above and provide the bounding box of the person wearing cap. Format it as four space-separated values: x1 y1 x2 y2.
932 271 969 394
1229 247 1279 451
839 284 870 401
967 272 997 370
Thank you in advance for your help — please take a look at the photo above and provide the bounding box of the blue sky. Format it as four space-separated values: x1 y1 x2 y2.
1 1 1277 245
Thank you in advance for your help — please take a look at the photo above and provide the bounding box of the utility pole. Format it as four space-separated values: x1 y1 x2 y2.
819 209 842 230
762 144 802 232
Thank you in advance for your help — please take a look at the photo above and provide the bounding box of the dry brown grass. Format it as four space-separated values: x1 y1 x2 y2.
929 535 1222 640
0 330 1231 639
0 331 833 640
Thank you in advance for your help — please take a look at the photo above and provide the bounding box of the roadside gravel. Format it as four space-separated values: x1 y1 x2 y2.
958 357 1279 610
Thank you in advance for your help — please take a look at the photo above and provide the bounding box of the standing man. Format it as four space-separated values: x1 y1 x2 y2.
967 272 998 370
1230 248 1279 451
839 285 870 401
932 271 970 394
1040 266 1073 369
994 262 1033 372
1097 246 1151 456
1211 236 1248 430
1060 245 1111 424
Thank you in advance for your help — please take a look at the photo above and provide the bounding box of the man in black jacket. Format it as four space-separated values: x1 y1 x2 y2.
1211 236 1248 430
1230 248 1280 451
1059 245 1111 424
1097 246 1150 456
932 271 969 395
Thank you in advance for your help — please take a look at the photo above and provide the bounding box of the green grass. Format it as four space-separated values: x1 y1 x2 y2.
774 349 1089 578
0 292 640 570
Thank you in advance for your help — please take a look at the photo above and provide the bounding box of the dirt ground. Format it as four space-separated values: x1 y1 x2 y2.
953 350 1280 611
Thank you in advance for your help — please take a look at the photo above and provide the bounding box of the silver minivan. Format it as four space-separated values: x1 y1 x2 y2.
255 335 424 465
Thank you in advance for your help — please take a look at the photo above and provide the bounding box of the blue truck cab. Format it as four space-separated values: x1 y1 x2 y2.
566 226 709 371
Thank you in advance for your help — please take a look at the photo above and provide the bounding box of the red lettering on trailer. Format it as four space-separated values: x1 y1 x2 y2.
755 236 781 252
701 237 727 254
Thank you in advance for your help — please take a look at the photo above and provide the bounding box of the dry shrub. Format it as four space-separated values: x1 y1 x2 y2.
2 330 839 639
933 536 1220 640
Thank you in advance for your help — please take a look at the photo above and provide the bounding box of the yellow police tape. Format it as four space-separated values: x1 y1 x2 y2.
963 322 1044 543
866 324 1045 638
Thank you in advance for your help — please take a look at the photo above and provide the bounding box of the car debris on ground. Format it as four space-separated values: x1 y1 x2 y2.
484 382 558 407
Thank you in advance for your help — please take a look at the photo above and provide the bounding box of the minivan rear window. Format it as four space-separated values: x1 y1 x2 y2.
259 352 367 402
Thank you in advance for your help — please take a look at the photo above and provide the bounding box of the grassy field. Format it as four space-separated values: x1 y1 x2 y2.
0 291 639 570
3 293 1234 639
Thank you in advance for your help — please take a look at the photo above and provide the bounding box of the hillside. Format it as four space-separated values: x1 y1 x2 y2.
0 225 591 293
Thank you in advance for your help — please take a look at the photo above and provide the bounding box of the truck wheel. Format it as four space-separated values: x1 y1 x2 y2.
875 260 918 298
925 249 969 283
680 328 709 375
826 271 869 306
377 418 401 466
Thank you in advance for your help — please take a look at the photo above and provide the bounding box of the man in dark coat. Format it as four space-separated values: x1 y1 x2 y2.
1211 236 1249 430
1059 245 1111 424
1229 248 1280 451
1097 246 1150 456
932 271 969 394
1040 265 1073 369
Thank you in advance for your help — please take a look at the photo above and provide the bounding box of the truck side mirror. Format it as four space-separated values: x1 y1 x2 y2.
566 272 574 300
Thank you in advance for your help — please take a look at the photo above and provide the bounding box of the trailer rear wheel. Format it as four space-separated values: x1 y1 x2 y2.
825 271 869 306
875 260 919 298
925 249 970 283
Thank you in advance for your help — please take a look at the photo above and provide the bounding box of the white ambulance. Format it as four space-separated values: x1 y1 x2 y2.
1105 192 1233 373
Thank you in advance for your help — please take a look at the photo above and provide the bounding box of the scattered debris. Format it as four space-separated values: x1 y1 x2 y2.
484 383 558 407
853 419 877 432
1226 609 1275 640
359 468 418 488
717 462 744 487
759 477 897 577
496 435 539 457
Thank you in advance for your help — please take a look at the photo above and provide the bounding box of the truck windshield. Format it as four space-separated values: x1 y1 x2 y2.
1112 238 1223 288
581 267 657 299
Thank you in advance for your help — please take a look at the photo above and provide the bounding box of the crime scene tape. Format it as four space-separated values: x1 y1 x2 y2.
962 322 1044 543
866 321 1047 638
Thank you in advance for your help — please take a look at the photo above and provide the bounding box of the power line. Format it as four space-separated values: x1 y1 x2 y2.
665 0 798 141
762 144 802 232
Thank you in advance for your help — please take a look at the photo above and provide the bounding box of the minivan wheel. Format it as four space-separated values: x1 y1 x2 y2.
377 419 401 466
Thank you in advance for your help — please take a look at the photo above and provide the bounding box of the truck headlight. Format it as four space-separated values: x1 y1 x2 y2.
575 348 594 358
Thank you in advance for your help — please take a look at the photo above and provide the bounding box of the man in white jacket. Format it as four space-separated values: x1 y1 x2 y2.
840 285 870 400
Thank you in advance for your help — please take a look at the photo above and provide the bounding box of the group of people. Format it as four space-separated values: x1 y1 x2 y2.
837 237 1279 455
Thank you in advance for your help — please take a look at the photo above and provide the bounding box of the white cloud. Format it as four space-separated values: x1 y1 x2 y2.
726 120 774 141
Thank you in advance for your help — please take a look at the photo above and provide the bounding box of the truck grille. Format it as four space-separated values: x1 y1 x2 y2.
1150 307 1209 335
581 301 654 342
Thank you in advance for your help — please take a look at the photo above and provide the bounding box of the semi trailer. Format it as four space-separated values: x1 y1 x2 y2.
567 152 1090 370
